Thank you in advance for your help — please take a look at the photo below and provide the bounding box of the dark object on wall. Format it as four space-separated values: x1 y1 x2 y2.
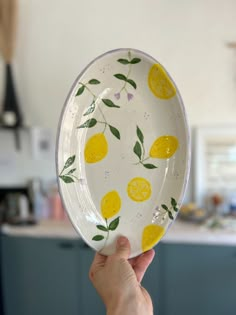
0 0 24 149
1 63 23 128
0 63 23 149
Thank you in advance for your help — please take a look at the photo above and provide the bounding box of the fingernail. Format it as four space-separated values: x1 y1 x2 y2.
118 236 128 246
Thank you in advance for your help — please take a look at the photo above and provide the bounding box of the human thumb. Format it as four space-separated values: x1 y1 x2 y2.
115 236 131 259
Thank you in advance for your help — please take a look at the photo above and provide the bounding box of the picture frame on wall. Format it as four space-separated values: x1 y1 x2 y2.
30 127 53 160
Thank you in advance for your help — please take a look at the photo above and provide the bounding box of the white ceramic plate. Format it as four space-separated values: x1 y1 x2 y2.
56 48 190 257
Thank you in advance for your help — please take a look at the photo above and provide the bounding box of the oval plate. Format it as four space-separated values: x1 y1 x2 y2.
56 48 190 257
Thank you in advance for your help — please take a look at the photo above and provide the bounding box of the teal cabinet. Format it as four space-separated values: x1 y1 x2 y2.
0 235 161 315
1 235 236 315
142 244 162 315
1 236 105 315
160 243 236 315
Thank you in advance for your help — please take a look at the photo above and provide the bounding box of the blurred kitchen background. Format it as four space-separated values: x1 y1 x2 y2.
0 0 236 315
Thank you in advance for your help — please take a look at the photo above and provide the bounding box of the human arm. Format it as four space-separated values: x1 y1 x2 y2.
89 236 155 315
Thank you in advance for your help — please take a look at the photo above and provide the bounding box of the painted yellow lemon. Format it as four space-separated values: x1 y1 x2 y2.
149 135 178 159
148 63 176 99
101 190 121 219
142 224 165 252
127 177 151 202
84 133 108 163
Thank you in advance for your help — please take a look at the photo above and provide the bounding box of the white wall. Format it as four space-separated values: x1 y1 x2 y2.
0 0 236 196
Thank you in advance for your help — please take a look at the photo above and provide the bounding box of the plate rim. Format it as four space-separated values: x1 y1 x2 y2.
55 47 191 257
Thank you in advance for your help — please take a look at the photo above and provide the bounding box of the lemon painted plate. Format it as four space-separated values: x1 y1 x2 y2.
56 48 190 257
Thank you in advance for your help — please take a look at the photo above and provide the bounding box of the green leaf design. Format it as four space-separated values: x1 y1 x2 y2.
143 163 158 169
88 79 100 85
83 101 95 116
168 211 174 220
136 126 144 144
117 58 130 64
64 155 76 169
96 225 108 232
133 141 142 160
109 217 120 231
171 197 177 207
102 99 120 108
114 73 127 81
130 57 141 64
92 235 105 241
126 79 137 89
76 85 85 96
161 204 169 211
173 207 179 212
66 168 76 175
77 118 97 128
109 125 120 140
59 175 74 183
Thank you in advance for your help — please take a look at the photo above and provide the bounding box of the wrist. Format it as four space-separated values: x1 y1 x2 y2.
107 302 139 315
107 293 153 315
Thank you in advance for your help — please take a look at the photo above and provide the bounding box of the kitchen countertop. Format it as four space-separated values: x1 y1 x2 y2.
163 218 236 246
1 218 236 246
1 220 79 239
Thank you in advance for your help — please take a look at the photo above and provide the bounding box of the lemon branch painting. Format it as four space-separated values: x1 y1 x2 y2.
114 51 141 101
133 125 179 169
161 197 179 220
76 79 121 164
153 197 179 223
76 79 120 139
133 126 158 169
92 191 121 243
59 155 79 183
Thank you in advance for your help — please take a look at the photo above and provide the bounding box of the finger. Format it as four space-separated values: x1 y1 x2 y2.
133 249 155 283
129 248 154 267
89 252 106 280
91 252 107 269
129 255 141 267
129 257 137 267
115 236 131 260
128 252 152 272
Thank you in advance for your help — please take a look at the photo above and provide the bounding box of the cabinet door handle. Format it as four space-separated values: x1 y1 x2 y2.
79 242 90 249
58 242 75 249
